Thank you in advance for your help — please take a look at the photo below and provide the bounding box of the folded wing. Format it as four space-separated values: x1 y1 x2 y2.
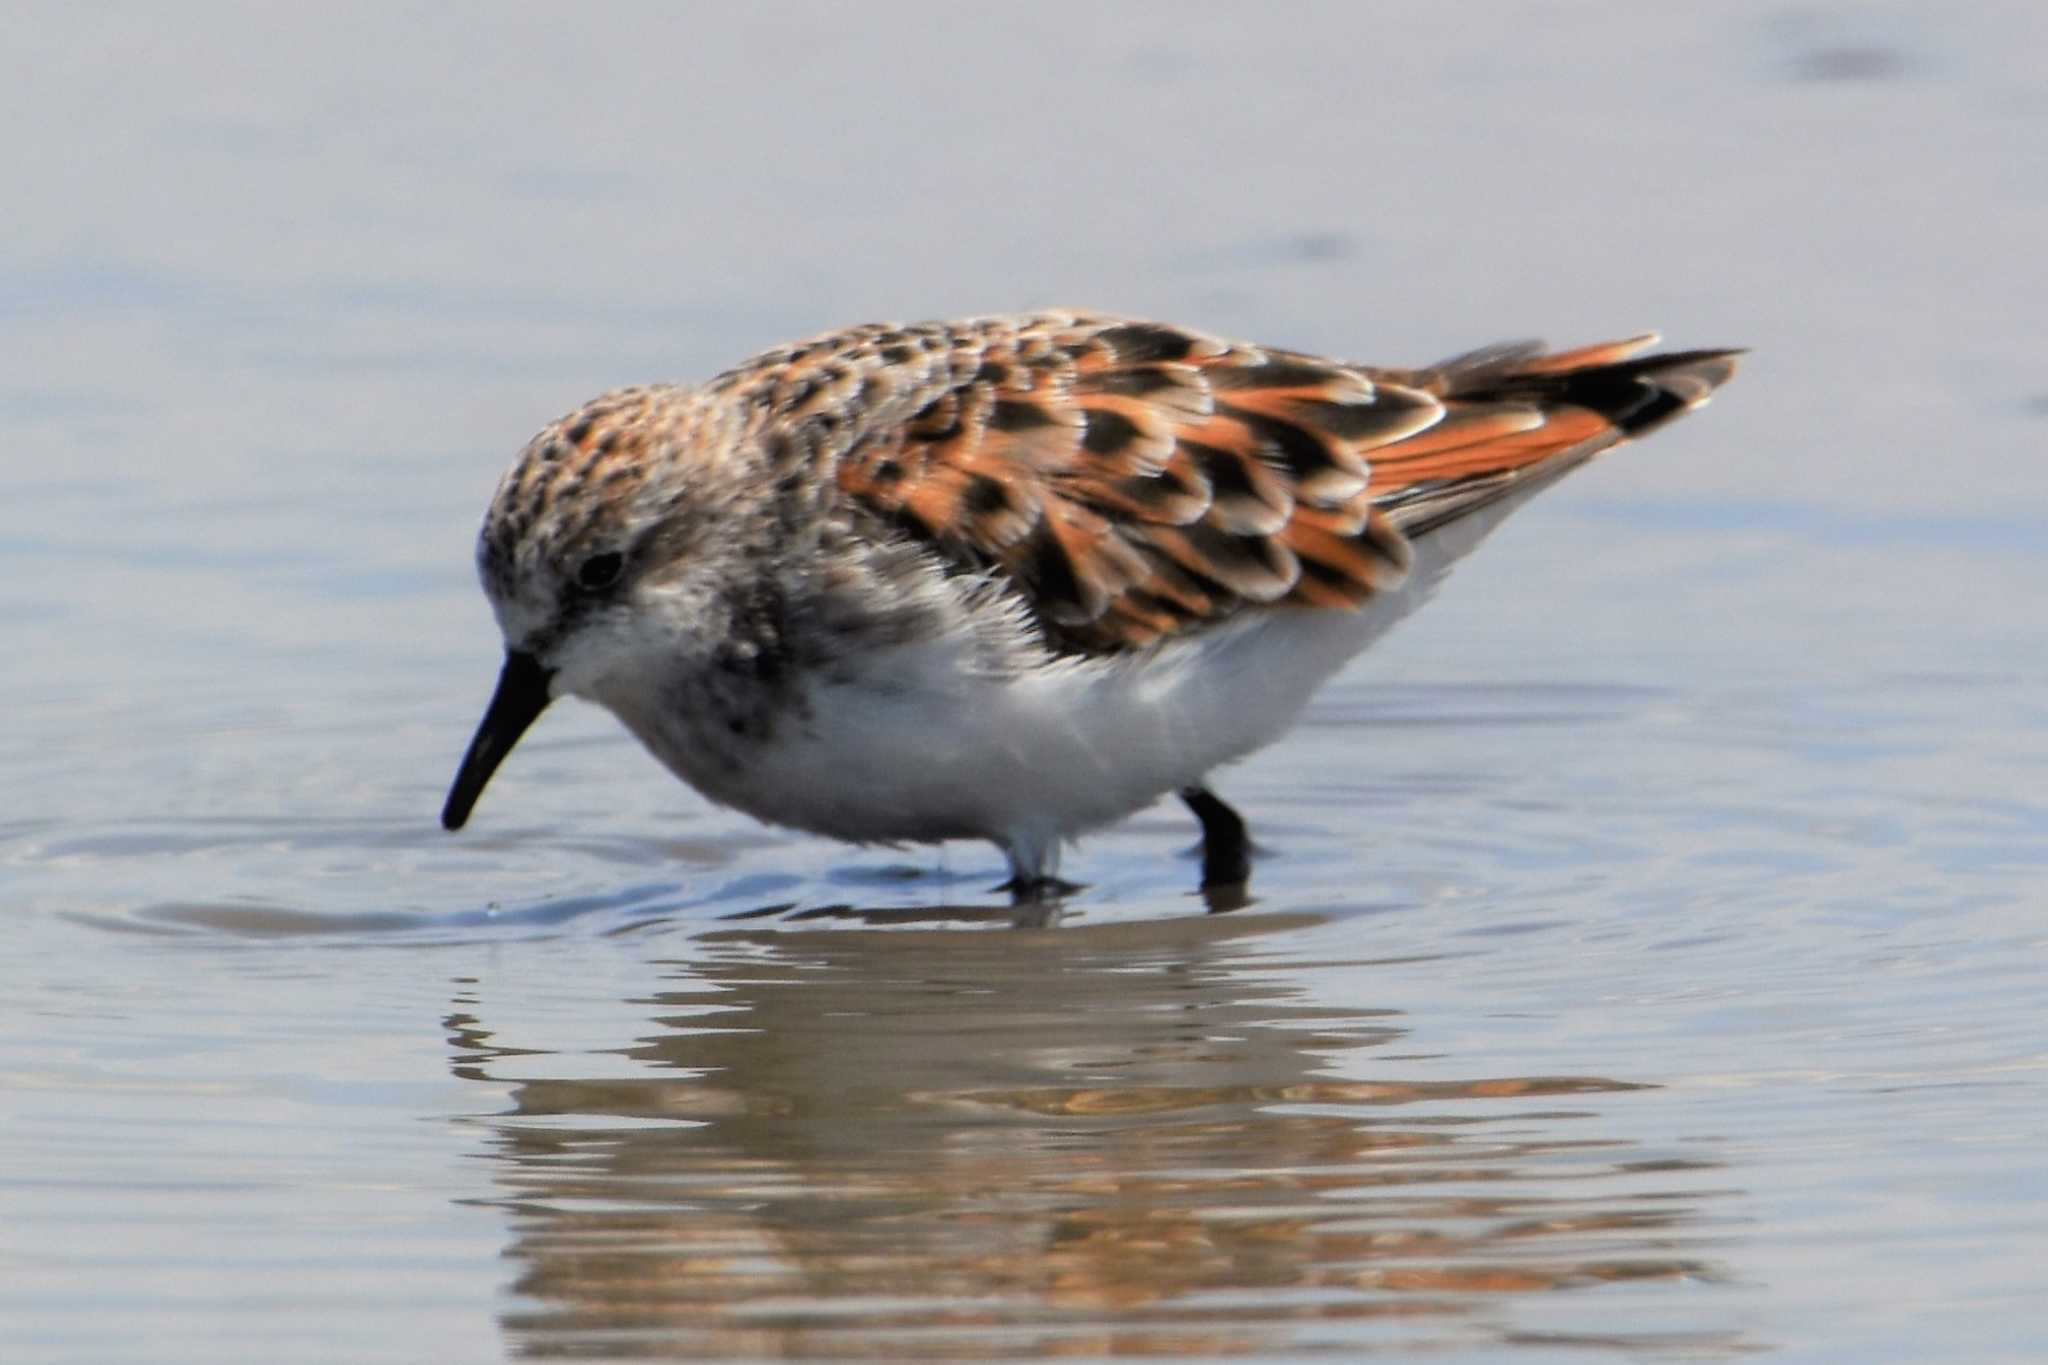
829 313 1739 653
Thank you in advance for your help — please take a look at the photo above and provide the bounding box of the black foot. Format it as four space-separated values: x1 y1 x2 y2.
997 874 1081 927
1179 785 1252 889
995 873 1083 904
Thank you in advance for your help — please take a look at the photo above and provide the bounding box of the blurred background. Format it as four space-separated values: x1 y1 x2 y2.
4 4 2044 1361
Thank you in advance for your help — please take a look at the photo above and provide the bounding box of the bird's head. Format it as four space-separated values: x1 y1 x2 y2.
440 385 776 831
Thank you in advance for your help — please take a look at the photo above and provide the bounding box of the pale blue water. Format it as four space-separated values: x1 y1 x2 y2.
5 4 2047 1361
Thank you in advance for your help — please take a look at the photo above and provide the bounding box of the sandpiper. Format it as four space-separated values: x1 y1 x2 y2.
442 312 1737 897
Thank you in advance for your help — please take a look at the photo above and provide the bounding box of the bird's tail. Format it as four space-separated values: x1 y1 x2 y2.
1372 334 1743 536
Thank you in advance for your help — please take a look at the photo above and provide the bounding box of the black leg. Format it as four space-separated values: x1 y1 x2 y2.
1179 785 1251 888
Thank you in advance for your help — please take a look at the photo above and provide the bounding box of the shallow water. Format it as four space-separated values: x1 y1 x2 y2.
6 4 2047 1361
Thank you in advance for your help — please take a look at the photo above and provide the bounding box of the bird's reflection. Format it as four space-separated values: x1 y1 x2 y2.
446 911 1746 1359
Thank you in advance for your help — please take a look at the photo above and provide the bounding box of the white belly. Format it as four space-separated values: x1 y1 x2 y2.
728 571 1442 857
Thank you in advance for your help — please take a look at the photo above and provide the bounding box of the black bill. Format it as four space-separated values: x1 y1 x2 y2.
441 649 554 831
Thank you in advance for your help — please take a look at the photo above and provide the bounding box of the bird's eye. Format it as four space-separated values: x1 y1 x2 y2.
575 551 625 592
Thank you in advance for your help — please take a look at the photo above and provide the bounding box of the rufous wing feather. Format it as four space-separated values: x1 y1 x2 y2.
830 314 1738 652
